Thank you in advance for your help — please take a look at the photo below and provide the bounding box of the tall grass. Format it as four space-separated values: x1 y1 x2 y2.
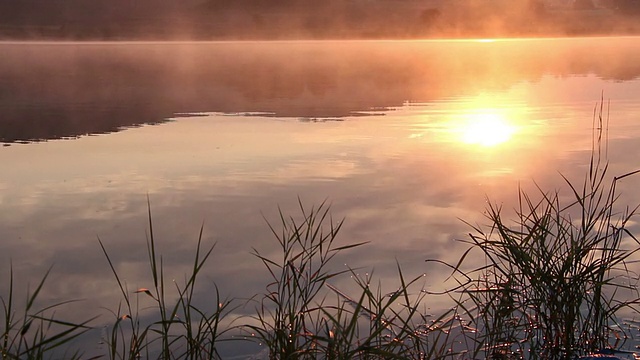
247 199 463 359
247 199 366 358
313 267 466 359
0 263 94 359
98 199 236 359
4 103 640 359
447 104 640 359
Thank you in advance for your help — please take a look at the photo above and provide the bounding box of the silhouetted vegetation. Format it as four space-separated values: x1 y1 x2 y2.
443 111 640 359
3 107 640 358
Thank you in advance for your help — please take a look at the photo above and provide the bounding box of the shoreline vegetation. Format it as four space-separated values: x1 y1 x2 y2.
3 110 640 359
2 0 640 41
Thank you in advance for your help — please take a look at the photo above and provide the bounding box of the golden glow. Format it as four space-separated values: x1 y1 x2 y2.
428 91 527 149
460 112 516 147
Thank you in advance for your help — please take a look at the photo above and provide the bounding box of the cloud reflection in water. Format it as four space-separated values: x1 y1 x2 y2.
2 39 640 357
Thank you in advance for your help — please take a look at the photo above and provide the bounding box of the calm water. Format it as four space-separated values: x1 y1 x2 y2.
2 37 640 357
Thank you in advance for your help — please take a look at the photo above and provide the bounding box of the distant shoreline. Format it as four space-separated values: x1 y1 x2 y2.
2 0 640 41
2 29 640 42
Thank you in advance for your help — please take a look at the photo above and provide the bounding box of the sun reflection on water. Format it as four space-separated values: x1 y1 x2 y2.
435 90 528 151
460 111 517 147
476 39 497 43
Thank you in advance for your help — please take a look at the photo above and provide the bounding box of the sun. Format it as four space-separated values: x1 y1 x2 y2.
460 112 515 147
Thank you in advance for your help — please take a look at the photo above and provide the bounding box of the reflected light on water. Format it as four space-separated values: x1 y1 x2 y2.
460 111 516 147
429 92 529 152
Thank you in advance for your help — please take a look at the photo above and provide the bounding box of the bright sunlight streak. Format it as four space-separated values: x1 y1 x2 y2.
460 111 516 147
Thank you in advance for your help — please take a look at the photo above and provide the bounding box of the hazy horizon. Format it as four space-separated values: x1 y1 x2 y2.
2 0 640 40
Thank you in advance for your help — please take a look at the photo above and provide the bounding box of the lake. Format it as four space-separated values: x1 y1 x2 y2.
2 37 640 357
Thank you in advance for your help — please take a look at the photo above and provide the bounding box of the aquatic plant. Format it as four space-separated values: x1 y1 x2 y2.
4 102 640 360
310 266 467 359
0 263 93 359
445 104 640 359
246 199 363 359
98 200 237 360
247 199 463 359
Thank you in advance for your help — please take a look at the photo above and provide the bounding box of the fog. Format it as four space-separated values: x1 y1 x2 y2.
2 37 640 143
1 0 640 40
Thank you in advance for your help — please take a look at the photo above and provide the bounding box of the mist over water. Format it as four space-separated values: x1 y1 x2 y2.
2 37 640 144
2 38 640 357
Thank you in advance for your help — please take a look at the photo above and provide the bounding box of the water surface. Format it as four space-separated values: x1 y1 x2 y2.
2 38 640 356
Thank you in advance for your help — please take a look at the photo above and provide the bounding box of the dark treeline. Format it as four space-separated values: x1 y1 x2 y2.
1 0 640 39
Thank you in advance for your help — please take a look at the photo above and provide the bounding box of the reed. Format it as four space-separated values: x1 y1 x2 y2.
98 198 237 359
247 199 462 359
311 266 465 359
446 104 640 359
0 263 94 359
246 199 364 359
4 103 640 359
